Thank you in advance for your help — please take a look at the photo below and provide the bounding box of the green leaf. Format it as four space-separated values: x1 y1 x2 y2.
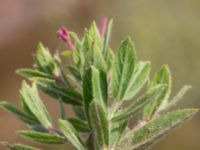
103 48 115 71
73 106 87 121
34 42 59 75
20 94 41 123
112 37 136 100
82 67 93 119
58 119 85 150
58 100 66 119
68 118 90 132
88 21 102 48
16 69 53 80
82 34 94 67
109 120 128 149
82 23 104 69
163 85 192 111
0 142 40 150
69 31 82 47
103 19 113 51
91 66 107 110
31 125 49 133
36 78 82 106
67 66 82 81
112 84 166 123
73 48 85 75
123 61 151 100
93 44 107 72
89 101 109 149
143 65 171 120
20 81 52 128
17 130 66 144
62 51 72 57
0 101 39 125
117 109 198 150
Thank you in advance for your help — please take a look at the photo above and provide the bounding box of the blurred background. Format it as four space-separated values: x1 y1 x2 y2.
0 0 199 149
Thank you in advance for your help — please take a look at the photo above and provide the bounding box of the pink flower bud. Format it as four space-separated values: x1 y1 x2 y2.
57 27 74 51
100 17 108 39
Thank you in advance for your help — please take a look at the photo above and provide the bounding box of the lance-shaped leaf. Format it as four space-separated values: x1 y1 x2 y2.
103 48 115 71
93 44 107 72
163 85 192 111
69 31 82 47
70 31 85 73
123 61 151 100
117 108 198 150
34 43 59 75
17 130 66 144
73 106 87 121
112 84 166 123
91 66 107 110
20 93 41 123
68 118 90 132
16 69 53 80
103 19 113 51
82 67 93 119
89 101 109 149
82 31 106 71
58 119 85 150
20 81 52 128
31 125 49 133
109 120 128 149
67 66 82 81
112 37 136 100
0 142 40 150
82 34 94 67
0 101 39 125
36 78 82 106
143 65 171 120
72 47 85 74
88 21 102 48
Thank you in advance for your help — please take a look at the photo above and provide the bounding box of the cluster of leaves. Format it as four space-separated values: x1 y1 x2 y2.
0 19 198 150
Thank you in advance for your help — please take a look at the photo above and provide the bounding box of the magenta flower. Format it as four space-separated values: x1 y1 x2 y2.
57 27 74 51
99 17 108 39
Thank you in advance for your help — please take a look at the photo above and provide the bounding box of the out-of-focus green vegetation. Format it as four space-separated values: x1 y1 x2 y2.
0 0 199 150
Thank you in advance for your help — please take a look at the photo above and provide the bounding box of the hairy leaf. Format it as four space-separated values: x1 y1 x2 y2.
67 66 82 81
20 82 52 128
93 44 107 72
73 106 87 121
16 69 53 80
143 65 171 120
0 101 39 125
91 66 107 110
103 48 115 71
117 109 198 150
112 37 136 100
112 84 166 123
36 78 82 106
163 85 192 111
103 19 113 51
68 118 90 132
58 119 85 150
34 43 58 75
0 142 40 150
82 34 94 67
109 120 128 149
123 61 151 100
89 101 109 149
82 67 93 119
17 131 66 144
88 21 102 48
